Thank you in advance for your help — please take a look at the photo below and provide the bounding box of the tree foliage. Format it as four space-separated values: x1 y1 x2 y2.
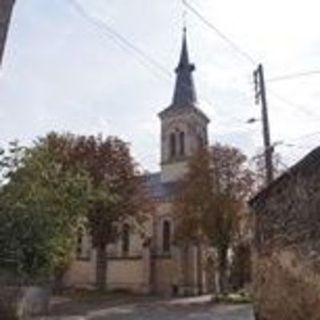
41 133 151 290
0 140 91 284
251 150 285 191
174 143 254 294
0 133 150 291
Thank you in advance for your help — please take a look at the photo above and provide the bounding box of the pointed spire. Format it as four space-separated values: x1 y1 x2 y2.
172 28 197 107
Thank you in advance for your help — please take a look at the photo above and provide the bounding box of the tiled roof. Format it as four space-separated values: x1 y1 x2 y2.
249 146 320 206
144 172 178 201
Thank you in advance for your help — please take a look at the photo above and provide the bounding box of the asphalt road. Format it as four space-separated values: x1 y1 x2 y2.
37 296 254 320
87 301 254 320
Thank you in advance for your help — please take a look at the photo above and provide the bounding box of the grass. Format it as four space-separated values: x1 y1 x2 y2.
211 291 253 304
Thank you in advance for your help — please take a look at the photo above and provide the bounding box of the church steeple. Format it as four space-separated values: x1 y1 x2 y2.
159 28 210 183
172 28 197 107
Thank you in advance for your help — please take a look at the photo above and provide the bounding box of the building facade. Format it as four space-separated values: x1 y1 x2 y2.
65 30 211 296
0 0 15 66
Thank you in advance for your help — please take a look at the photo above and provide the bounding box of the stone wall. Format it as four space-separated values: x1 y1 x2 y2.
250 150 320 320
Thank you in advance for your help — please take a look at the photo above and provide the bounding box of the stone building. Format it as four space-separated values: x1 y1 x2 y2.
249 147 320 320
0 0 15 66
64 29 211 296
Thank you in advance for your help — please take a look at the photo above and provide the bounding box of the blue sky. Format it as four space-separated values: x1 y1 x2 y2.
1 0 320 172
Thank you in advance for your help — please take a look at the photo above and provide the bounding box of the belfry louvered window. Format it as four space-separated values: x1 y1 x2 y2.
162 220 171 253
179 131 185 156
122 223 130 256
170 133 176 158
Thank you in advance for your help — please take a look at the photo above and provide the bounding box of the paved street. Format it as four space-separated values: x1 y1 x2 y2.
88 301 253 320
40 296 254 320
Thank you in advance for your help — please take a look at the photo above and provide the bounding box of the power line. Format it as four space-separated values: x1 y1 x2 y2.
70 0 320 135
67 0 172 79
183 0 320 124
183 0 256 65
268 89 320 120
286 130 320 144
267 70 320 83
67 0 251 128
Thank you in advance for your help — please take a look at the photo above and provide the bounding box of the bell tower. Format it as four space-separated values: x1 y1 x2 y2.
159 29 210 183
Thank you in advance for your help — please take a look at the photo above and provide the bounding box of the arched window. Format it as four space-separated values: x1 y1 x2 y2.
179 131 185 156
170 133 176 158
76 229 83 259
198 133 205 147
76 228 90 260
122 224 130 256
162 220 171 253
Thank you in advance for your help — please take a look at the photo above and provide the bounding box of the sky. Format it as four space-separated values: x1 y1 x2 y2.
1 0 320 172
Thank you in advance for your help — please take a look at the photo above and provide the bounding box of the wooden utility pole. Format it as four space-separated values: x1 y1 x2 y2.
254 64 274 185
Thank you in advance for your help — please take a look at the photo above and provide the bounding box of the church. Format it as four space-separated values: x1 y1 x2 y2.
64 29 212 296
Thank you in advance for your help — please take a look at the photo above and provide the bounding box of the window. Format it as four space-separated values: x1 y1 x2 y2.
179 131 185 156
169 132 176 158
76 228 90 260
122 223 130 256
162 220 171 253
76 229 83 258
198 133 204 147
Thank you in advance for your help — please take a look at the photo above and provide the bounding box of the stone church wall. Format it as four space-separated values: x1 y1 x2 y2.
64 259 96 289
153 257 175 295
107 258 144 293
64 254 146 293
251 161 320 320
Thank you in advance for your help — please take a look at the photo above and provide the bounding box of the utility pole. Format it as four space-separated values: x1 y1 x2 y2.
254 64 274 185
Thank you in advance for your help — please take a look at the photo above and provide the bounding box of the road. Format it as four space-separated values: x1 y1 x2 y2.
39 295 254 320
87 301 253 320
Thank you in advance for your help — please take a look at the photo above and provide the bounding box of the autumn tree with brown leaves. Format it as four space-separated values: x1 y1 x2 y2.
251 150 285 191
174 143 254 295
40 132 151 291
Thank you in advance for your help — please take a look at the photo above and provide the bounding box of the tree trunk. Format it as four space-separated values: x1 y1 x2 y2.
196 243 203 294
96 245 107 291
53 269 65 294
217 246 228 296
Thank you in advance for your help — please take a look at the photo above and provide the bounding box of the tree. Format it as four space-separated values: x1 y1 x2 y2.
0 140 91 284
174 147 213 243
174 143 254 295
229 242 252 291
251 150 285 191
41 133 151 291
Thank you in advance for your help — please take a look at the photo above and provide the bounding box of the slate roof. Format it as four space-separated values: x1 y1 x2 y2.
144 172 178 201
171 28 197 108
158 29 209 123
249 146 320 206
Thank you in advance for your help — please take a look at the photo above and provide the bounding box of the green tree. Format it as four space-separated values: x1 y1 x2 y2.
0 140 90 284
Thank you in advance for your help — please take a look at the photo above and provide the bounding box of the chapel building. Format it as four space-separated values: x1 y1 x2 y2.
65 29 211 296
